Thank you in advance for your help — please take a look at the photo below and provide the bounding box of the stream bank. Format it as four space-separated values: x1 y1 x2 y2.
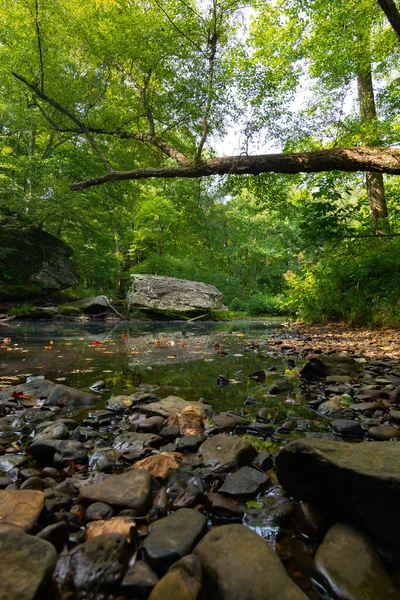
1 319 400 599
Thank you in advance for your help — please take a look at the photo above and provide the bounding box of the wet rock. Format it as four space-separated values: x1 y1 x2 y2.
367 425 400 441
170 485 203 510
29 439 88 466
70 295 115 315
267 378 293 394
245 422 274 438
318 398 356 419
199 434 257 473
34 421 70 440
114 432 162 452
313 523 400 600
143 508 207 573
85 501 115 522
106 395 134 412
294 502 328 540
166 471 204 501
349 401 381 415
301 354 362 380
136 396 210 419
176 435 205 453
252 451 273 471
21 476 45 490
79 469 153 514
219 466 269 499
354 389 388 402
326 375 353 384
121 560 159 598
69 532 129 591
0 489 45 530
0 524 57 599
139 416 166 433
193 524 308 599
148 554 202 600
0 378 96 407
331 419 364 437
257 408 287 423
275 438 400 546
206 492 244 520
206 413 237 434
0 454 28 471
159 424 181 442
37 521 69 552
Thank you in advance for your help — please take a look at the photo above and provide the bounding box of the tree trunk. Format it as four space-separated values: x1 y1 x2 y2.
376 0 400 43
357 64 389 231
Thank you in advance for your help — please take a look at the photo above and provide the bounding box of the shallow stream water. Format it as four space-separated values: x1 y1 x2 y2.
0 318 317 422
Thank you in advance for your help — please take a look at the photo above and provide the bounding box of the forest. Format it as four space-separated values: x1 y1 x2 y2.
2 0 400 323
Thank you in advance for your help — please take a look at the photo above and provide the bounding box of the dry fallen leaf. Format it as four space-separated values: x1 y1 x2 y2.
132 452 182 479
165 405 205 436
86 516 136 541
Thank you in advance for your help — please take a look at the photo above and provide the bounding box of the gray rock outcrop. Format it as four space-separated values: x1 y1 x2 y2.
127 274 227 317
0 215 78 300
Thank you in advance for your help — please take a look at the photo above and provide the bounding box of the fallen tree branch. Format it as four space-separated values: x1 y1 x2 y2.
70 146 400 190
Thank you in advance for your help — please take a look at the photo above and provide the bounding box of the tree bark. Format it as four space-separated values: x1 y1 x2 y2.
376 0 400 43
70 146 400 190
357 64 390 231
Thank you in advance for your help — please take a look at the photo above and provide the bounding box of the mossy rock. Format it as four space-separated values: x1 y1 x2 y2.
0 213 79 300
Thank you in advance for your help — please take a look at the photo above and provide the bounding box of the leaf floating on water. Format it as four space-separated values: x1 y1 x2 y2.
44 346 52 351
121 333 129 338
86 516 136 541
167 355 177 359
89 340 102 347
132 452 182 479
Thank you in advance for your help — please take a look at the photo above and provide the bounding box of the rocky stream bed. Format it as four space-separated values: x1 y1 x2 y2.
1 320 400 599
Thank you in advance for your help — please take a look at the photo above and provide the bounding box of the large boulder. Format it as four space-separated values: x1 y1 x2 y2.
0 214 78 300
127 274 227 317
275 438 400 546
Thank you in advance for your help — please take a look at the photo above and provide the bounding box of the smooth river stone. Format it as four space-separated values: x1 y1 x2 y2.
194 524 308 599
135 396 210 419
219 466 269 499
143 508 207 573
275 438 400 546
198 434 257 473
79 469 153 514
0 524 57 600
313 523 400 600
0 489 45 530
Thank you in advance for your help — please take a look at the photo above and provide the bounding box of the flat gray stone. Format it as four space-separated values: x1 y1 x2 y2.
194 524 308 599
79 469 153 514
0 524 57 599
34 422 70 440
135 396 210 419
113 432 162 452
276 438 400 546
0 454 28 471
143 508 207 572
199 434 257 473
219 466 269 499
314 523 400 600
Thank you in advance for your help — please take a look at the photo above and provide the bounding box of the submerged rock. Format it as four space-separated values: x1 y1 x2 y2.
127 274 227 317
275 438 400 546
193 524 308 599
313 523 400 600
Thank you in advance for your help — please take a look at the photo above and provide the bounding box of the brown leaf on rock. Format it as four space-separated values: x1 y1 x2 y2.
165 406 205 436
132 452 182 479
86 516 136 541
